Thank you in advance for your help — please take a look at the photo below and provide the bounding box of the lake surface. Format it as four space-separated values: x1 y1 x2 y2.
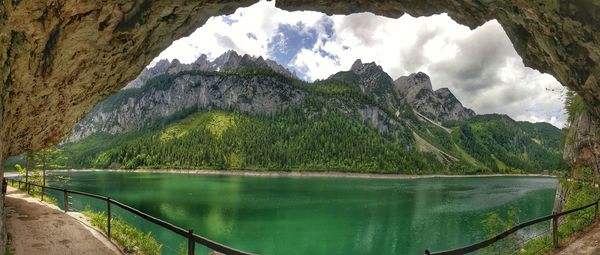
46 172 557 255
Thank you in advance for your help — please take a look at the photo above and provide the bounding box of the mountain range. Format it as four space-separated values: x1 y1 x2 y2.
57 50 564 174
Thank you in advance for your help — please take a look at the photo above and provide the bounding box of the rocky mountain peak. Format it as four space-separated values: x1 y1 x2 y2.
394 71 475 123
349 59 385 75
395 72 433 92
434 88 453 98
350 59 363 71
124 50 296 89
212 50 240 68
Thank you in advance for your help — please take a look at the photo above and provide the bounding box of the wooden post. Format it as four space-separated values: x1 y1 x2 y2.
595 200 599 220
188 229 195 255
107 197 111 240
63 189 68 213
552 212 559 248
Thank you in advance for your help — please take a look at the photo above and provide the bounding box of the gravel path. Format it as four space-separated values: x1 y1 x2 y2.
554 221 600 255
5 186 120 255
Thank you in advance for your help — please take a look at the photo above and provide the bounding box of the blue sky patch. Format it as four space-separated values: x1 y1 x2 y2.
221 16 238 25
268 22 319 65
267 18 336 80
246 33 258 40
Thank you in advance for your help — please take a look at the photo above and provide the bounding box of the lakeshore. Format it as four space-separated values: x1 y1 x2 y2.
34 168 558 180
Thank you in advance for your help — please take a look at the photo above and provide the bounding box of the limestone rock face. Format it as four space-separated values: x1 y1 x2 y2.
563 110 600 175
394 72 475 122
1 0 600 159
66 53 417 144
124 51 295 89
347 59 401 108
0 0 256 156
65 52 304 143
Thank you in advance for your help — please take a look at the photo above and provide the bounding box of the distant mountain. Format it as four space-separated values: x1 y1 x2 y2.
124 50 296 89
394 72 475 123
57 51 565 174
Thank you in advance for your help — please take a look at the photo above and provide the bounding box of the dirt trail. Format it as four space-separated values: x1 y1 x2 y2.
5 186 120 255
553 221 600 255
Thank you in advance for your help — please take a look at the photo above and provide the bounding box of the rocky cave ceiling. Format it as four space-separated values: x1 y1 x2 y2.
0 0 598 158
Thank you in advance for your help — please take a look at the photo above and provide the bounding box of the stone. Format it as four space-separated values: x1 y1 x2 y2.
1 0 599 159
394 72 475 122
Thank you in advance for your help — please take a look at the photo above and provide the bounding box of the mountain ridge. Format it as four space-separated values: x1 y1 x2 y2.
58 50 564 174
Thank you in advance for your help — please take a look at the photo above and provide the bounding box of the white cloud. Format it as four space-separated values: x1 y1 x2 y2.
150 1 567 128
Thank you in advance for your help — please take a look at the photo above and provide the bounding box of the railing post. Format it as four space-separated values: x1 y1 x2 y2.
27 182 30 194
63 189 68 213
18 181 21 189
188 229 195 255
41 186 45 202
552 211 559 248
107 197 111 240
595 199 599 220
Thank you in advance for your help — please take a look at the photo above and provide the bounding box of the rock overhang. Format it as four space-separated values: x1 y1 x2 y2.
1 0 598 157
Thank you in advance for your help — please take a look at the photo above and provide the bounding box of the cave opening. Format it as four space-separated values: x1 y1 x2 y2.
1 0 599 255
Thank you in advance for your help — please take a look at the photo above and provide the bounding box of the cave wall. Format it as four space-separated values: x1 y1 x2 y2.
1 0 599 158
276 0 600 119
0 0 256 157
0 0 598 254
563 109 600 176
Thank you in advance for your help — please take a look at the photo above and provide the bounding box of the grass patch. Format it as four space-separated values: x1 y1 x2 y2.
517 168 599 254
82 210 162 255
8 181 58 206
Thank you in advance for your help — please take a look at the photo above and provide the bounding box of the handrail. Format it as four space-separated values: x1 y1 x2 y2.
426 199 600 255
8 178 256 255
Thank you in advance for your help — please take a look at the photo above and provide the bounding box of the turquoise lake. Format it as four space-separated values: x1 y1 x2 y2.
46 172 557 255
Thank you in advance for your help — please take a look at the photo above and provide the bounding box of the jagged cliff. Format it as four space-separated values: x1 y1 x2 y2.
394 72 475 123
563 110 600 176
66 52 476 143
59 51 563 174
66 51 304 142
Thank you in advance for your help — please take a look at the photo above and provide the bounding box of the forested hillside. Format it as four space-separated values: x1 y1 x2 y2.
9 51 565 175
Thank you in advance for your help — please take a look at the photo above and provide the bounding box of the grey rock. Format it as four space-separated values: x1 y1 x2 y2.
124 51 296 89
394 72 475 123
66 73 305 143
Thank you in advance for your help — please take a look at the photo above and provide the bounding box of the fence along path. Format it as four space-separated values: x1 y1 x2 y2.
9 178 256 255
424 199 600 255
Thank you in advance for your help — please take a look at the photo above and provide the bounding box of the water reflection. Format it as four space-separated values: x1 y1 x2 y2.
50 173 557 255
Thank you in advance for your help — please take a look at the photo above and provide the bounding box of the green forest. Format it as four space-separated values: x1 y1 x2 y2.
47 107 565 175
5 67 567 175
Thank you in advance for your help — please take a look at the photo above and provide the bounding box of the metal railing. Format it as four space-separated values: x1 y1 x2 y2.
425 199 600 255
7 178 256 255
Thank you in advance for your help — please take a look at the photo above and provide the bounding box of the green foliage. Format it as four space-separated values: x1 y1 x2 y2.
60 108 443 174
481 207 520 255
52 66 564 175
58 107 564 174
517 169 599 254
82 210 162 255
557 168 599 238
7 175 59 206
14 164 25 177
451 114 565 173
565 90 586 123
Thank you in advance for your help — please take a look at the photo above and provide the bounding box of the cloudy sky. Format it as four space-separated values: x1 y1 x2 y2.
152 0 567 127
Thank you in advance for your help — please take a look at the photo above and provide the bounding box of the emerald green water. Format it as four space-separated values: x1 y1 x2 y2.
47 172 557 255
